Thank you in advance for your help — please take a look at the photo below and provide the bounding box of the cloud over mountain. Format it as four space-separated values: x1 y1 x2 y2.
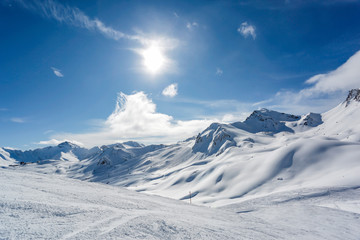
42 92 214 147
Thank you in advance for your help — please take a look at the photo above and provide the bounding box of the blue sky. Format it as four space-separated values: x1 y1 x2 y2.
1 0 360 149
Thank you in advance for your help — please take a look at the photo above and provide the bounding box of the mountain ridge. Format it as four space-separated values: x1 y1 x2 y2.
1 89 360 207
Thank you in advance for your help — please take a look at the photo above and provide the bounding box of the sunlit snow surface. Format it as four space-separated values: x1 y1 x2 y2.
1 91 360 239
1 169 360 239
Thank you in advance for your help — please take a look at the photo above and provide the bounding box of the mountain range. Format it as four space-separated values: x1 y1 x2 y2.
2 89 360 208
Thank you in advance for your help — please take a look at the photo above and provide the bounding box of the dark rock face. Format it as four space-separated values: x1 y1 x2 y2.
345 89 360 106
245 109 300 123
298 113 323 127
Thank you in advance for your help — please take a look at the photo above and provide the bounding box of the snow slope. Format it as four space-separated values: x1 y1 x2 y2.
0 147 15 166
1 89 360 208
1 168 360 239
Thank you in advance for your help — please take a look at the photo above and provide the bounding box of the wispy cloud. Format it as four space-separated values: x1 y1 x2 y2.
162 83 178 97
10 117 25 123
252 98 274 107
216 68 223 76
238 22 256 39
11 0 139 42
186 22 198 30
43 129 54 135
171 97 252 112
0 108 7 111
51 67 63 77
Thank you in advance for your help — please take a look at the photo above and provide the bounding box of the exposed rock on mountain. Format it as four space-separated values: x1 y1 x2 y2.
297 112 323 127
192 123 236 156
232 108 300 133
345 88 360 106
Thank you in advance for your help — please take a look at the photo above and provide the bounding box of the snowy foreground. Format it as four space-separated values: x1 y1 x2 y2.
1 168 360 239
2 89 360 239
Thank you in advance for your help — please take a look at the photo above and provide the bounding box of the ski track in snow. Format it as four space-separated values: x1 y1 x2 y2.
1 168 360 239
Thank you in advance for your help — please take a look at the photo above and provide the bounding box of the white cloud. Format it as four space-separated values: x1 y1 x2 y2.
221 113 250 122
38 139 84 146
255 50 360 114
10 117 25 123
162 83 178 97
186 22 198 30
238 22 256 39
38 139 65 145
216 68 223 76
0 108 7 111
51 67 63 77
42 92 214 147
300 50 360 97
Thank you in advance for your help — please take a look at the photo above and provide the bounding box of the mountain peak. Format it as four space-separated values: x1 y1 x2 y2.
345 88 360 106
57 141 79 148
245 109 300 123
122 141 144 148
297 112 323 127
192 123 236 156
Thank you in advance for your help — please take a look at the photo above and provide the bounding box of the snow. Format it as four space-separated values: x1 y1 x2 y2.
1 89 360 238
1 168 360 239
0 148 15 166
232 108 300 134
192 123 237 156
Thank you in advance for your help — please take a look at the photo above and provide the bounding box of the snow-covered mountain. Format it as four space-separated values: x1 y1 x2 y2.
3 141 92 163
2 89 360 239
1 89 360 208
233 108 300 133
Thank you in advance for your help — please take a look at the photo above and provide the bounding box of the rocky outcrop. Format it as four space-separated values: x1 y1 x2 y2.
345 89 360 106
192 123 236 156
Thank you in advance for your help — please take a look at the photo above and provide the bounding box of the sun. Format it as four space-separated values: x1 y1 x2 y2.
142 45 165 74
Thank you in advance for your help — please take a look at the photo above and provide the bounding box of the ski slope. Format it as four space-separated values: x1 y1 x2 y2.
1 168 359 239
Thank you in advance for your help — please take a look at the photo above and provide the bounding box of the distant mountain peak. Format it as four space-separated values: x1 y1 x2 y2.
345 88 360 106
297 112 323 127
122 141 144 148
245 109 300 123
192 123 236 156
57 141 79 148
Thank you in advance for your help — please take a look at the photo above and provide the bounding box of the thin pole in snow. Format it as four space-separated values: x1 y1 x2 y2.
189 191 192 204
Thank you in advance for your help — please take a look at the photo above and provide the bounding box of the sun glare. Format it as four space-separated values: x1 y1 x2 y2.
142 45 165 74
